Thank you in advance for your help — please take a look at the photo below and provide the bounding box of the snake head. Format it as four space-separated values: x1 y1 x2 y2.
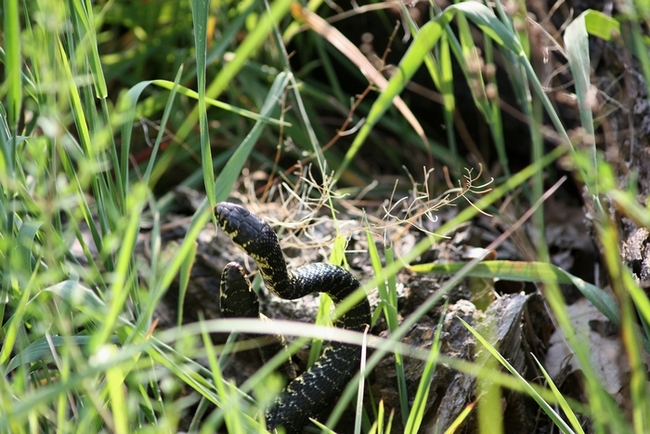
220 262 259 318
215 202 277 255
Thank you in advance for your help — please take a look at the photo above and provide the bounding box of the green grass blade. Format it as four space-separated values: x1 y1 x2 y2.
177 239 198 329
105 346 129 434
176 0 294 141
365 222 407 422
438 33 460 173
201 319 249 432
6 335 112 374
328 147 565 426
624 267 650 343
306 234 351 368
531 354 586 434
0 102 16 175
476 314 503 434
40 279 111 319
149 72 291 326
460 318 576 434
71 0 108 98
354 329 368 434
404 309 444 433
584 10 621 41
334 1 526 181
0 278 32 367
142 67 183 186
118 79 154 188
56 39 94 160
442 402 474 434
0 220 43 365
191 0 216 212
333 17 448 181
14 220 43 278
564 12 596 179
3 0 22 132
622 2 650 99
411 260 620 325
151 80 288 126
93 184 146 346
599 218 650 433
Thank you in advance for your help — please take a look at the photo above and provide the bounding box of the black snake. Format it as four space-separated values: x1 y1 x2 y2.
215 202 371 432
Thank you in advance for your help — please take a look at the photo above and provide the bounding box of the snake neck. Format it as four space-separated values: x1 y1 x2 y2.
220 207 370 332
259 263 370 332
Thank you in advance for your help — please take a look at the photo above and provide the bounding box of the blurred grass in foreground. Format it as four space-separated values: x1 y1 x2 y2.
1 0 650 433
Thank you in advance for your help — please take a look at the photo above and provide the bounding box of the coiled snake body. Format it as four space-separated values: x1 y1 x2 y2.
215 202 371 432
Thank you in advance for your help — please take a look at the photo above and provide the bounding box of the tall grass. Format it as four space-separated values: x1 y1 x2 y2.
1 0 649 433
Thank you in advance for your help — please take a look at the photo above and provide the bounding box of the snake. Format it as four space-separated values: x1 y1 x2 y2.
215 202 371 433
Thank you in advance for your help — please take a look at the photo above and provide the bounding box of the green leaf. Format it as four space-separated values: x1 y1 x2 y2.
151 80 288 126
149 72 291 326
176 0 295 141
334 17 448 181
177 240 198 329
411 260 620 325
564 10 598 193
191 0 216 213
71 0 108 98
461 319 576 434
14 220 43 275
41 280 106 311
584 10 621 42
531 354 586 434
404 311 444 433
6 335 117 374
335 2 526 181
142 67 184 186
3 0 22 131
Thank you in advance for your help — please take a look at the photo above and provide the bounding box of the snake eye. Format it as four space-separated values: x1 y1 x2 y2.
215 201 270 251
215 202 245 232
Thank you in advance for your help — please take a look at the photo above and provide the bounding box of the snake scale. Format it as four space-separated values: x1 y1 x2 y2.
215 202 371 433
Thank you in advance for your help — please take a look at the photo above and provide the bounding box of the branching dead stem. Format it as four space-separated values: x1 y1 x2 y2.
383 165 493 239
230 161 494 264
